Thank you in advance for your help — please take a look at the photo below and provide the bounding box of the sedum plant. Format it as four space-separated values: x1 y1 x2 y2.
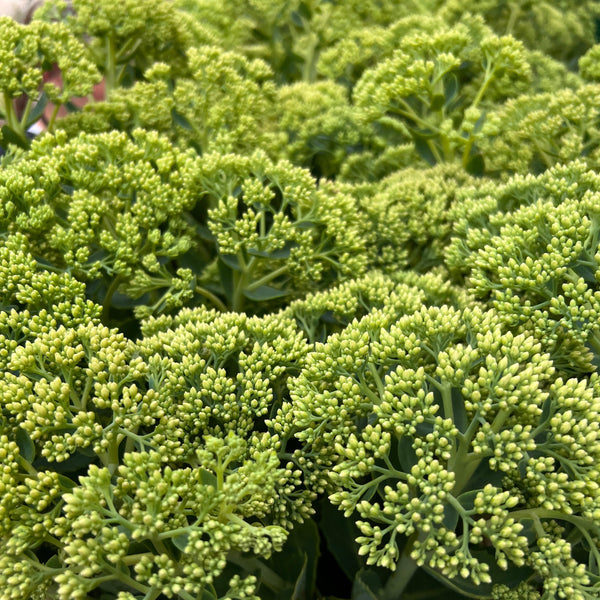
2 1 600 600
446 161 600 374
0 16 99 149
34 0 196 91
58 46 282 156
0 129 366 322
273 305 600 600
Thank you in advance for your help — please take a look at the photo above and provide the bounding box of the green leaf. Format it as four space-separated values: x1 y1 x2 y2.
57 474 76 490
263 520 319 600
172 533 189 552
45 554 62 569
172 108 193 130
456 489 480 511
572 263 597 285
199 468 218 487
396 436 417 472
217 257 234 304
471 112 487 135
451 387 468 433
401 567 469 599
318 499 362 581
221 254 243 272
352 570 381 600
291 10 304 27
442 503 459 531
291 554 309 600
444 74 459 107
465 152 485 177
291 520 319 600
412 133 437 166
201 587 218 600
243 285 288 302
420 565 489 599
296 220 318 230
1 125 29 149
16 428 35 462
26 92 48 128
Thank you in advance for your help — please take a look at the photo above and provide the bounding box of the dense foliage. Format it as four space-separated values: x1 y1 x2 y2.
1 1 600 599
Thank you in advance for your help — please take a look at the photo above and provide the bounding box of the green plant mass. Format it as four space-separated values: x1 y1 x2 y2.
1 1 600 599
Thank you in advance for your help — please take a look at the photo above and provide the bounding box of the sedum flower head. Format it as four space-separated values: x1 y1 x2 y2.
447 161 600 373
274 304 600 595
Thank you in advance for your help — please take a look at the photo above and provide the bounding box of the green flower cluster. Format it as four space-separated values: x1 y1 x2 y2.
1 1 600 599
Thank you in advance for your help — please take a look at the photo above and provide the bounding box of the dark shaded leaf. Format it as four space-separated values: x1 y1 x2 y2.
217 257 234 304
318 499 362 581
26 92 48 127
243 285 288 302
451 387 468 433
296 220 318 230
221 254 243 272
402 567 470 599
472 112 487 135
396 436 417 472
465 153 485 177
46 554 62 569
457 489 480 511
291 10 304 27
444 74 459 107
16 428 35 462
413 136 437 166
292 556 309 600
1 125 29 149
172 108 193 130
422 552 534 599
443 503 459 531
291 520 319 600
352 570 381 600
57 474 76 490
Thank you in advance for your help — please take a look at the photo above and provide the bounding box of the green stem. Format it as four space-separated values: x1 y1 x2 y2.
451 454 485 496
505 4 521 36
368 363 385 399
510 508 600 532
440 382 453 423
46 103 61 133
2 92 28 143
245 264 289 292
101 432 121 476
20 96 34 129
302 32 319 83
452 408 509 493
17 454 39 477
381 532 423 600
150 535 171 556
461 68 494 168
105 36 117 96
112 569 152 595
396 99 440 132
101 276 122 325
120 553 154 566
195 285 227 312
142 588 163 600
